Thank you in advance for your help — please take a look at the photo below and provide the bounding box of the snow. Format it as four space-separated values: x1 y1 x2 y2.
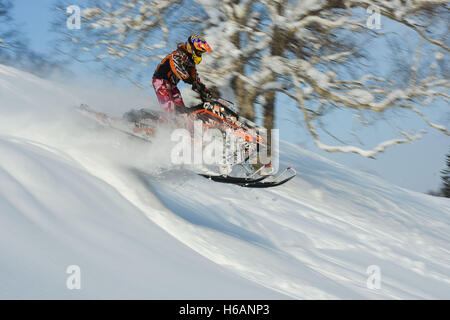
0 65 284 299
299 0 326 11
346 89 375 105
0 64 449 299
372 89 408 110
299 60 330 89
435 51 444 60
82 8 102 19
0 136 285 299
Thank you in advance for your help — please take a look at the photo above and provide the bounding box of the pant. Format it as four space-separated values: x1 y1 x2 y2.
152 78 185 112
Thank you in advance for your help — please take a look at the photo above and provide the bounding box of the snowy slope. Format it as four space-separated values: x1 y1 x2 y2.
0 65 449 299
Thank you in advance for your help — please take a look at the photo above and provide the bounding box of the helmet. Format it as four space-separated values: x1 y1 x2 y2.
185 35 212 65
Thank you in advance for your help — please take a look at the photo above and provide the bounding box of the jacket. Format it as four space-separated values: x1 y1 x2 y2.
153 43 202 87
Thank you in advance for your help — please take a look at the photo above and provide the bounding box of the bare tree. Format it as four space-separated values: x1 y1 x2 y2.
54 0 185 86
198 0 449 157
0 0 25 63
0 0 63 77
55 0 449 157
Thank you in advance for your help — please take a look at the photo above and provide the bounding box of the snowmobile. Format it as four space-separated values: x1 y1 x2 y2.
77 97 296 188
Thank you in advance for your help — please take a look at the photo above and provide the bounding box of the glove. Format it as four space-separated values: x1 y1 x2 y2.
192 81 203 93
200 87 212 102
193 82 212 102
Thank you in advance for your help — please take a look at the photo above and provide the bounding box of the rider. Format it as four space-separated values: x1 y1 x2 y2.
152 34 213 113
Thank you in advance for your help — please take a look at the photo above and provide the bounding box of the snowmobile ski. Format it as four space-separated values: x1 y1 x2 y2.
198 174 267 186
240 174 296 188
200 167 296 188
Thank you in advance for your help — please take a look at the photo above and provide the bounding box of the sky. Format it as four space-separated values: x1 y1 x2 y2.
9 0 450 193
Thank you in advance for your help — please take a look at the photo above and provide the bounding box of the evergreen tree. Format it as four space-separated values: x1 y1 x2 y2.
441 152 450 198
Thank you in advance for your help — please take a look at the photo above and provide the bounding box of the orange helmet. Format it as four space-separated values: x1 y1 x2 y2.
185 35 212 65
